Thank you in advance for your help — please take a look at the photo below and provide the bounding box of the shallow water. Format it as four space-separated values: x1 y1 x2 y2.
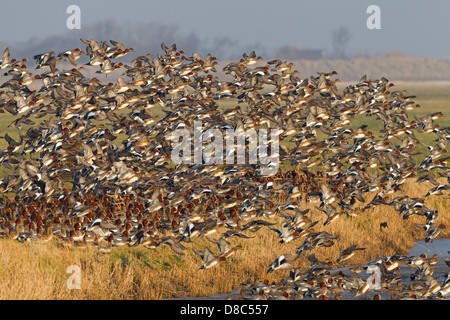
408 238 449 257
169 238 450 300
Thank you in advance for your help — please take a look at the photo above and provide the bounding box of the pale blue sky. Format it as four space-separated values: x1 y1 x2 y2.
1 0 449 58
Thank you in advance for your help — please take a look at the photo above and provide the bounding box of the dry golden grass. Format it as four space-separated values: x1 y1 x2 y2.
0 179 447 300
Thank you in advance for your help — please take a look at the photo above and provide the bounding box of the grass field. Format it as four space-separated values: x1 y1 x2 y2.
0 178 447 299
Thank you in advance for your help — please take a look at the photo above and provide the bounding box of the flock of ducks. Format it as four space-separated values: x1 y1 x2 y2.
0 39 448 300
229 251 450 300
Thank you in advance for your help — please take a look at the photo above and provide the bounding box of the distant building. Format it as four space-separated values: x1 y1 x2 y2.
353 54 371 59
385 51 406 58
273 45 326 60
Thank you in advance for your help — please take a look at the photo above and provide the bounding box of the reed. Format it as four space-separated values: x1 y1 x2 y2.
0 178 447 300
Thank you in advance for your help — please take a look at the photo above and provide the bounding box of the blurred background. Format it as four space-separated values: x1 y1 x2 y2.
1 0 450 81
